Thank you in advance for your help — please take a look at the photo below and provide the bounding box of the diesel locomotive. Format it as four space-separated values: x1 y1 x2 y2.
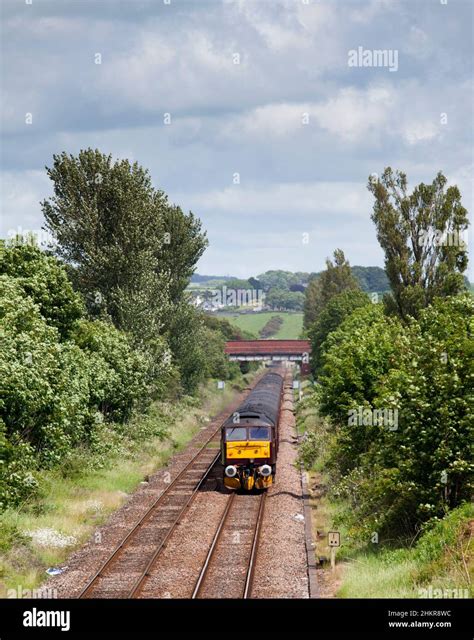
221 371 283 491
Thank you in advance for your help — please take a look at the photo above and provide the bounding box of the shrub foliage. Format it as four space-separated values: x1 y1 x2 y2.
0 239 234 509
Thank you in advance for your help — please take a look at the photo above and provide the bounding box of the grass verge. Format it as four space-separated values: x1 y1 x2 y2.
296 389 473 599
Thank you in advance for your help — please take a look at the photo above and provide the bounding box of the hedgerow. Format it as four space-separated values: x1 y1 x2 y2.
0 240 241 510
312 293 473 541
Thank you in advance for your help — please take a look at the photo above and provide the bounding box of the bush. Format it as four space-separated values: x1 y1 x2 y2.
0 232 251 514
0 240 84 339
166 305 238 393
308 289 370 375
71 319 152 421
0 275 91 466
0 420 38 509
0 270 176 505
321 293 473 539
318 304 403 473
259 315 283 338
364 294 474 534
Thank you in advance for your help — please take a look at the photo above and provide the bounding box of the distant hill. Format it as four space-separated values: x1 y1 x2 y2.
190 269 473 306
191 267 389 293
191 274 235 283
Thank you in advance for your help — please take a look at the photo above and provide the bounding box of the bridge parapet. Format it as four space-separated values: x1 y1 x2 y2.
224 340 311 374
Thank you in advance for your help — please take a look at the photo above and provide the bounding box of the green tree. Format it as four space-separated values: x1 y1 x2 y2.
0 417 38 509
157 204 208 305
248 277 261 290
223 278 254 290
0 275 91 466
303 277 322 328
266 288 305 311
165 303 208 393
351 266 390 293
71 319 158 422
319 249 360 304
309 289 370 375
318 304 403 473
340 294 474 538
256 270 294 292
41 149 167 338
303 249 359 327
202 314 246 340
200 327 237 380
368 168 469 320
41 149 207 344
0 239 84 339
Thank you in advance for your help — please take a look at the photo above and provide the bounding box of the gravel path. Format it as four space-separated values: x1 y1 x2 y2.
250 371 310 598
138 367 310 599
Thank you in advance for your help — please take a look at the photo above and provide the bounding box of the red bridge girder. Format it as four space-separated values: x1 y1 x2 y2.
224 340 310 356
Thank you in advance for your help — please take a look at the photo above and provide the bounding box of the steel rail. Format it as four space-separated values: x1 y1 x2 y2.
129 452 221 598
191 491 266 599
191 493 236 599
78 434 221 598
78 372 265 599
243 491 266 599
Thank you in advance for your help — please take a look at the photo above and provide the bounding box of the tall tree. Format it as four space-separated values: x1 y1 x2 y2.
41 149 207 343
0 238 84 339
256 270 295 292
368 168 469 320
309 289 370 375
156 203 207 305
303 277 322 328
303 249 359 328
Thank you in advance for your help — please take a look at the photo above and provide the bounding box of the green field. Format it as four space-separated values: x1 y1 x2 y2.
222 311 303 339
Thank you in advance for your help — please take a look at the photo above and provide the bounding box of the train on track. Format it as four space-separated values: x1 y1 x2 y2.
221 371 283 491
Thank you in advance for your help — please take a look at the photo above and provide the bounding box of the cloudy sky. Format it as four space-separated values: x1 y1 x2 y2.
1 0 472 277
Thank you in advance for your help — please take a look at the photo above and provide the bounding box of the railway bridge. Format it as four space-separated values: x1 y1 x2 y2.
224 339 311 375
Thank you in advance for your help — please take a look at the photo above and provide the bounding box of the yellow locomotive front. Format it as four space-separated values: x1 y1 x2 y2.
221 372 283 491
222 424 274 490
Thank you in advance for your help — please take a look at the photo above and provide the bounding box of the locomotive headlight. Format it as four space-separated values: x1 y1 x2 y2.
258 464 272 477
225 465 238 478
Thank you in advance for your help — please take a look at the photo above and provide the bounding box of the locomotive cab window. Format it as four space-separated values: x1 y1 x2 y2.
249 427 271 440
225 426 247 441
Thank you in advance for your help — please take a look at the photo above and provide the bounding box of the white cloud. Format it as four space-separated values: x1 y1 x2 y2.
175 181 372 218
223 102 311 138
312 85 394 142
234 0 336 51
219 77 467 151
405 26 431 59
1 0 472 277
222 85 395 143
349 0 395 24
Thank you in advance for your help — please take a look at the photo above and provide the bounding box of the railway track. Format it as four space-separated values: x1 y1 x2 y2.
79 441 220 598
78 380 262 599
190 491 266 599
